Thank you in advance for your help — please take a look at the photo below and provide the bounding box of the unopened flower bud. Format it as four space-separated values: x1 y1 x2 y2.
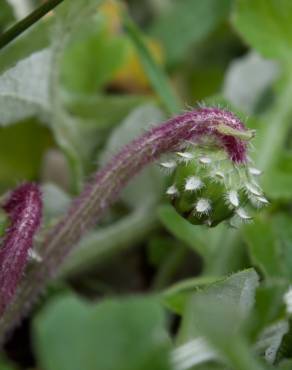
164 144 267 227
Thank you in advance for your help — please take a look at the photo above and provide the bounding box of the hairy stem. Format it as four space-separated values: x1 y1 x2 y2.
0 184 42 315
0 107 249 343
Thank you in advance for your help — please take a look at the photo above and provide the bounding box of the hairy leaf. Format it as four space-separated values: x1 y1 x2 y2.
34 295 171 370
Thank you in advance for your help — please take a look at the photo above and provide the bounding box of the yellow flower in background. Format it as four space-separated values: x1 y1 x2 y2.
100 0 164 93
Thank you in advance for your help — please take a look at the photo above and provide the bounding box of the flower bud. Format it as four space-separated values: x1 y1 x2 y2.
163 145 267 227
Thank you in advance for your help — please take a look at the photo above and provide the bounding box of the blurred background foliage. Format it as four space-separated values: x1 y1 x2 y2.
1 0 292 369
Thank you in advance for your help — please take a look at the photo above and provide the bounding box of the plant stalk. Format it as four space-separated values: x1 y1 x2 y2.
0 0 64 50
0 107 249 343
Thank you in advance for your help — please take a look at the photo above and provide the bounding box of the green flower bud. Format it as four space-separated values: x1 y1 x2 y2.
163 145 268 227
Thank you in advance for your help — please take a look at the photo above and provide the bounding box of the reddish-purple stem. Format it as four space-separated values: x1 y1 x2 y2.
0 183 42 315
0 107 248 342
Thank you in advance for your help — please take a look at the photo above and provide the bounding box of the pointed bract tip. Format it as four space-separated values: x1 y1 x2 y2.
185 176 204 191
226 190 239 208
236 207 252 221
195 198 211 216
166 185 178 196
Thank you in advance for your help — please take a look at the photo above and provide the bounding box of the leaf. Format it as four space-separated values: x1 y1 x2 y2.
242 216 286 278
149 0 232 64
256 321 288 364
0 357 16 370
61 204 157 277
249 282 288 338
278 360 292 369
264 170 292 200
100 104 165 209
65 94 146 129
271 214 292 280
0 119 52 190
61 94 146 181
0 18 51 74
0 1 14 30
42 183 71 223
223 52 279 114
0 49 51 126
262 151 292 200
247 281 289 363
60 15 128 95
49 0 127 189
0 210 8 237
158 204 223 259
124 15 181 115
161 276 220 314
178 269 259 342
182 295 265 370
190 365 231 370
177 269 263 370
33 295 171 370
242 213 292 280
233 0 292 61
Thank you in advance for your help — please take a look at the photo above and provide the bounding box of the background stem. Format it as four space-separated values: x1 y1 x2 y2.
0 0 64 50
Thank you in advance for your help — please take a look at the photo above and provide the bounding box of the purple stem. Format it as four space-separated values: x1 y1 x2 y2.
0 183 42 315
0 107 248 342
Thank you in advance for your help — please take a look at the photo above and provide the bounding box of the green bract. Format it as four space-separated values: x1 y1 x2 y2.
162 145 268 227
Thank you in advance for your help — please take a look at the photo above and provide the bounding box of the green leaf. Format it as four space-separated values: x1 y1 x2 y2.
263 170 292 200
61 204 157 277
247 281 289 364
249 282 288 338
178 269 259 342
243 213 292 281
65 94 146 129
255 320 288 364
124 15 181 115
190 365 231 370
0 1 14 31
0 356 16 370
158 204 207 256
272 214 292 280
0 119 52 190
0 49 51 126
263 151 292 200
233 0 292 61
100 104 165 209
149 0 232 64
0 18 51 74
48 0 122 189
0 209 8 238
158 204 223 259
161 276 220 314
223 51 279 114
33 295 171 370
278 360 292 369
242 216 286 278
60 16 127 95
42 183 71 223
182 295 265 370
177 269 262 370
51 94 145 188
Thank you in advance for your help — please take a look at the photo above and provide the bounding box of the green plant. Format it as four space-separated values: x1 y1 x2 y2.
1 1 292 370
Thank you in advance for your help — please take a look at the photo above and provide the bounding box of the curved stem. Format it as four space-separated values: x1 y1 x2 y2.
0 107 249 343
0 184 42 315
0 0 64 50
